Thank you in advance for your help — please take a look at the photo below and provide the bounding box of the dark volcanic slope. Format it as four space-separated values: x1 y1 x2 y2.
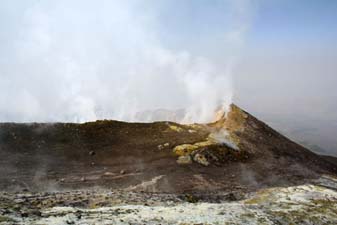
0 104 336 193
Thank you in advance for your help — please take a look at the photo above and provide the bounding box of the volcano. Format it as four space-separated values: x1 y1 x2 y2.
1 104 337 224
0 104 336 192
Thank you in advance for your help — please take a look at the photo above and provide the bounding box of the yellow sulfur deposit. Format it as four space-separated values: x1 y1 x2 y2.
213 104 248 133
168 125 184 132
173 140 215 156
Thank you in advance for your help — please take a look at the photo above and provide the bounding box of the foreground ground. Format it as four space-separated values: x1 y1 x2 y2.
0 175 336 224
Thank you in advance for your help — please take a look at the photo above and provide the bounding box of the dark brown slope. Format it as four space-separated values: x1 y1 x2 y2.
0 104 336 193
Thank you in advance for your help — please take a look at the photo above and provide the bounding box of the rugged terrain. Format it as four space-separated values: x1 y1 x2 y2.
0 104 336 224
1 176 337 224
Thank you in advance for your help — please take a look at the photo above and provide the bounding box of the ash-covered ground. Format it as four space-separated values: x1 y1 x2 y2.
1 176 337 224
0 105 337 224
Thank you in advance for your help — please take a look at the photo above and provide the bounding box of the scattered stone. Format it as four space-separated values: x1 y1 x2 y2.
30 209 41 217
184 194 198 203
75 210 82 219
120 170 125 175
66 220 75 224
89 151 96 156
20 212 28 217
158 143 170 150
81 177 86 182
103 172 114 176
91 162 95 166
227 193 239 201
176 155 192 165
13 204 20 210
193 153 209 166
188 129 196 133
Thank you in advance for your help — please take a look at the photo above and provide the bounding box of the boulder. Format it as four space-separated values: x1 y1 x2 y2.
176 155 192 165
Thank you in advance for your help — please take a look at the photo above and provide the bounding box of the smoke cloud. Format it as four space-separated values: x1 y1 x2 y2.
0 0 254 123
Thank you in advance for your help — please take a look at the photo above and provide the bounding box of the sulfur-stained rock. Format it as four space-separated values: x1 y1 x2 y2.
168 125 183 132
173 144 198 156
173 140 215 156
176 155 192 165
193 153 210 166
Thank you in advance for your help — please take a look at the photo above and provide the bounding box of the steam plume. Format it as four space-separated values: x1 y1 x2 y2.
0 0 254 123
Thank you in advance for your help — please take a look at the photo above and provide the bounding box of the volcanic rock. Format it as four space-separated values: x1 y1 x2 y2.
0 104 336 193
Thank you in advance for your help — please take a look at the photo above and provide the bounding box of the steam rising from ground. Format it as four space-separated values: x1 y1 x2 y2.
0 0 254 123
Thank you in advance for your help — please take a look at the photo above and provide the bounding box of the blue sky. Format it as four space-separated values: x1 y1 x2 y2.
250 0 337 49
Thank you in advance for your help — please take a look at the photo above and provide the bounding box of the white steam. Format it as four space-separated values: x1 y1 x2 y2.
0 0 254 123
210 129 239 150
